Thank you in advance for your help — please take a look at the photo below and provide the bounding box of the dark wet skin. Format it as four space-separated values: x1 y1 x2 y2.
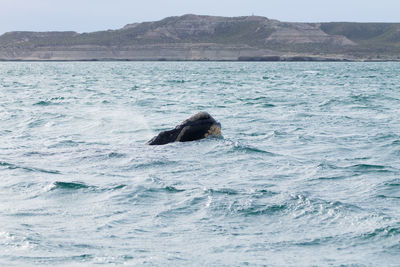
147 112 222 145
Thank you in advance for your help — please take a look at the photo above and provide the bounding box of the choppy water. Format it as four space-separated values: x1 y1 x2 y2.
0 62 399 266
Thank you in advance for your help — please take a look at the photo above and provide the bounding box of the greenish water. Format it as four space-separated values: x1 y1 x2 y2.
0 62 399 265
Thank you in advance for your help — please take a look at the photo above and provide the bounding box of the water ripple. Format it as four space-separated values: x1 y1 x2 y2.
1 62 400 266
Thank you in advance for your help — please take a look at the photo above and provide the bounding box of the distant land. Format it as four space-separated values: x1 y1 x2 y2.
1 14 400 61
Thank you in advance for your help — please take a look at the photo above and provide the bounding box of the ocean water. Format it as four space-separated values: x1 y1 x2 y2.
0 61 399 266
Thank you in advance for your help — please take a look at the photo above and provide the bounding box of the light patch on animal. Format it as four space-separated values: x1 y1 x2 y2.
175 126 189 142
205 124 221 138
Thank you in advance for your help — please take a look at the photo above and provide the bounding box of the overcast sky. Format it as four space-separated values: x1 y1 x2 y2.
1 0 399 34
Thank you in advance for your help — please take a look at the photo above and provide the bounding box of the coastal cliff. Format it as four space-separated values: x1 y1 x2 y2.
1 14 399 61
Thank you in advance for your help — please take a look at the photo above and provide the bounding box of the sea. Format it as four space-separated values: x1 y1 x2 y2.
0 61 399 266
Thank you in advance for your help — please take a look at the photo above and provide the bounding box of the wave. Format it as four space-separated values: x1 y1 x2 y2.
47 140 85 148
238 204 287 217
110 183 186 200
34 97 65 106
314 175 348 181
167 79 186 83
205 188 239 196
10 254 95 265
204 188 277 198
0 161 61 174
129 159 178 170
240 96 276 107
347 164 393 173
351 164 386 169
317 161 395 174
375 178 400 199
47 181 126 192
34 100 53 106
294 236 335 247
350 94 374 103
358 224 400 240
227 141 276 156
384 179 400 187
107 152 126 158
318 98 341 107
146 185 185 193
50 181 91 190
391 140 400 145
376 195 400 199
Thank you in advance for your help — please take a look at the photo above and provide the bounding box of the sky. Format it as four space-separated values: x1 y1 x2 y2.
1 0 400 34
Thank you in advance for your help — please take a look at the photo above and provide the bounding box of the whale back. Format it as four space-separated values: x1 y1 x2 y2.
147 112 221 145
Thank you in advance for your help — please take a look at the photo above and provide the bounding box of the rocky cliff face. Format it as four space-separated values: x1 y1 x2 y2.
0 14 399 61
263 21 355 45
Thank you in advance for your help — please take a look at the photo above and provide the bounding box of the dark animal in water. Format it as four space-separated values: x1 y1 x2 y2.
147 112 222 145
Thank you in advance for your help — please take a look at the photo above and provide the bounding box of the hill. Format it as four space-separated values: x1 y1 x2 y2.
0 14 399 61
